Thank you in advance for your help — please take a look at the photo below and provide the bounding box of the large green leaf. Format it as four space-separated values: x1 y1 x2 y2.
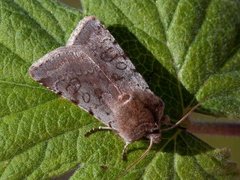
0 0 239 179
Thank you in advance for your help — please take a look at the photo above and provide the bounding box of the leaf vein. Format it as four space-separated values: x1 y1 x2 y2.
13 1 62 45
165 0 180 33
0 126 85 163
27 142 49 178
0 80 48 91
36 0 65 37
179 134 216 179
151 0 185 112
179 0 213 73
0 95 57 121
109 0 167 48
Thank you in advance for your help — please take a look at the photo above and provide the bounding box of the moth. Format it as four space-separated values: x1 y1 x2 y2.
29 16 197 164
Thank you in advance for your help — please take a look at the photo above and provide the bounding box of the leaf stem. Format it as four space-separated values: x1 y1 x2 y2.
187 121 240 136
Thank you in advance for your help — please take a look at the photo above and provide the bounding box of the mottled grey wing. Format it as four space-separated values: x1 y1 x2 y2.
29 46 119 126
67 16 149 92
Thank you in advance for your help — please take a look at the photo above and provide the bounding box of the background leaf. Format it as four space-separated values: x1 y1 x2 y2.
0 0 239 179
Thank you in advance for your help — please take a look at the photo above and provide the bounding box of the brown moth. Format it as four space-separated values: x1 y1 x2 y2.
29 16 196 163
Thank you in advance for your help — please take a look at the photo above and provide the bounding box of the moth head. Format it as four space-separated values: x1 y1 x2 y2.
114 92 162 143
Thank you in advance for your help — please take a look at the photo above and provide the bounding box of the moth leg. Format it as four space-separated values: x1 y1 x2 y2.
122 142 130 161
84 126 114 137
108 121 115 128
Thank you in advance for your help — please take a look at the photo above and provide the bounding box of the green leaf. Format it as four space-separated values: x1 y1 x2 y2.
0 0 239 179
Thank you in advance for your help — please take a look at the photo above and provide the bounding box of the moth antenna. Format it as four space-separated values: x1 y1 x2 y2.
162 103 201 132
117 137 154 179
127 136 154 171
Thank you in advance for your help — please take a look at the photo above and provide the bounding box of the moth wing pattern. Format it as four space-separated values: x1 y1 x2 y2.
29 46 117 127
66 16 150 93
29 16 156 129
